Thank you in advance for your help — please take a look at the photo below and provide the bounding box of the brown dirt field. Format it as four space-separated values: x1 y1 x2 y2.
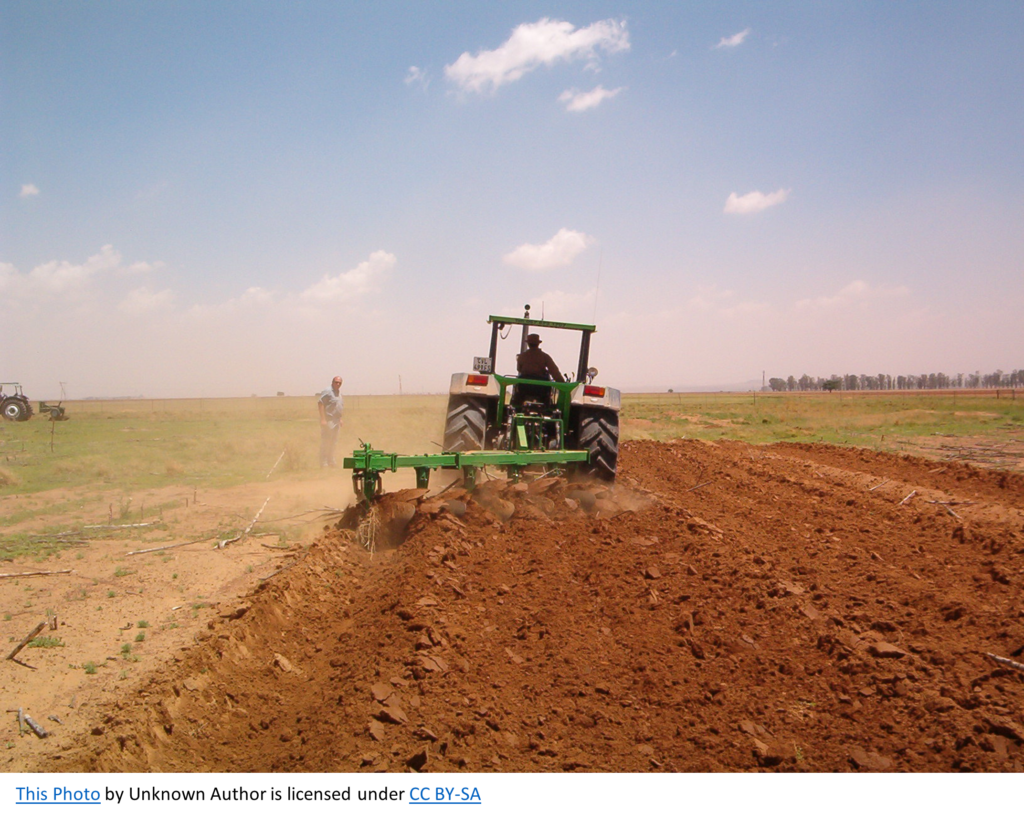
6 439 1024 773
0 474 348 767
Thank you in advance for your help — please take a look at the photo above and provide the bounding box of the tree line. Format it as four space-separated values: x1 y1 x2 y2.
766 369 1024 393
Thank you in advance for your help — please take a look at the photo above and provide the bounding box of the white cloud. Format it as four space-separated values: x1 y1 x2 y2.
404 66 428 87
124 260 165 276
558 84 623 112
300 250 396 303
20 184 40 198
724 188 791 215
9 244 120 296
238 286 277 306
683 280 909 318
185 252 394 321
716 28 751 49
677 285 771 319
188 286 281 319
0 263 16 294
795 280 910 311
118 286 175 315
445 17 629 94
0 244 163 303
503 229 596 271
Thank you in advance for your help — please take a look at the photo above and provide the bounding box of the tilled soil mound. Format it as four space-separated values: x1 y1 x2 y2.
38 440 1024 772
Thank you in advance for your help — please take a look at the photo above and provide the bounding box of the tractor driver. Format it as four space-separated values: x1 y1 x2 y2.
517 333 564 382
515 332 563 404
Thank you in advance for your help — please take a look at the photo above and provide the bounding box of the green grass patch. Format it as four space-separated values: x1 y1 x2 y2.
0 519 171 563
0 530 86 563
0 395 448 498
620 391 1024 447
28 636 64 649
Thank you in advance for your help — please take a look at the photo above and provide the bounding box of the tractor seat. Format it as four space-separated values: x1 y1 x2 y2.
511 378 553 409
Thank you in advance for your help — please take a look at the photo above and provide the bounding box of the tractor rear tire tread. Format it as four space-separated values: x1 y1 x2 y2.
2 398 29 422
576 409 619 480
442 396 488 453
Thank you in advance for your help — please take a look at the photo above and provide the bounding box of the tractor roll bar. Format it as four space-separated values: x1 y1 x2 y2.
487 311 596 384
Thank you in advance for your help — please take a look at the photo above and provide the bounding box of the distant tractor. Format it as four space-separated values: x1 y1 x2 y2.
442 305 620 480
0 383 34 422
0 382 67 422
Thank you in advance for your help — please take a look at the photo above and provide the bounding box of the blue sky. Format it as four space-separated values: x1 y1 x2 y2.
2 1 1022 398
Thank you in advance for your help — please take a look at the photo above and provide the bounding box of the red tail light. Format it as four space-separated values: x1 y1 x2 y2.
583 385 606 397
467 374 490 386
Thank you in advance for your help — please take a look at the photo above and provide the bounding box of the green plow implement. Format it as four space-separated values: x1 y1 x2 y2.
343 443 589 504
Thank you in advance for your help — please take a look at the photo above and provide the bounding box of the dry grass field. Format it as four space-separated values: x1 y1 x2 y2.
2 389 1021 497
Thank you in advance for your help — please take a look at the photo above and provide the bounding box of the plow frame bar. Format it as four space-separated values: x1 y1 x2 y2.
343 443 589 503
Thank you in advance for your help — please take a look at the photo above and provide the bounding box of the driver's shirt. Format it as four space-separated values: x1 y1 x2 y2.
517 347 562 381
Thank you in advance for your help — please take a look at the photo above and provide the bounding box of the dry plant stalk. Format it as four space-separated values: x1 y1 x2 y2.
984 652 1024 675
7 621 46 662
127 537 213 556
23 713 49 739
266 449 286 479
0 569 72 580
357 504 381 556
217 497 271 548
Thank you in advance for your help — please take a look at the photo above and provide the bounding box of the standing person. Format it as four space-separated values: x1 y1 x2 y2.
318 376 344 467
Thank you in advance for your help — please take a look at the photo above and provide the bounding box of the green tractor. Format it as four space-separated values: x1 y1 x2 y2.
343 306 620 504
441 305 620 480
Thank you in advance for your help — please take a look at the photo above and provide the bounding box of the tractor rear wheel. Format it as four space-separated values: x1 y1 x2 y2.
2 398 28 422
576 408 619 480
442 396 487 453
